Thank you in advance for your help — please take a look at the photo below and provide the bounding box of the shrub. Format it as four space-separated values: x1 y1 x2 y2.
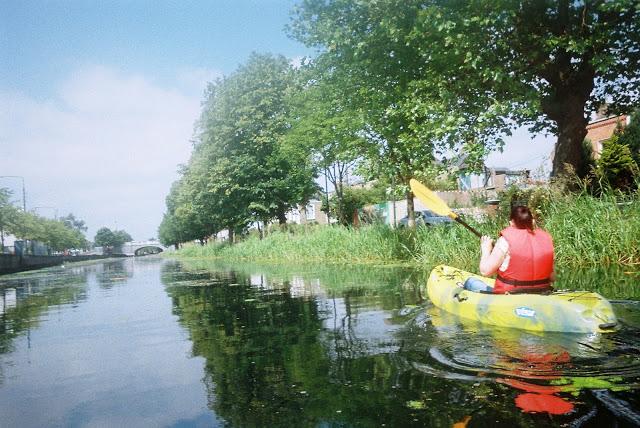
593 135 639 192
329 185 387 226
615 109 640 166
496 185 560 224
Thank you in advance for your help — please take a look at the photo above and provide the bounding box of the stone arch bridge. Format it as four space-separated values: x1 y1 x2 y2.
120 241 170 257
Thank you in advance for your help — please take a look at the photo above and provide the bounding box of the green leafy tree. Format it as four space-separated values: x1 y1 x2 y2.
39 218 86 252
0 189 87 252
181 151 246 243
0 188 21 251
94 227 131 250
160 54 324 244
94 228 116 248
164 172 216 245
411 0 640 177
195 53 317 235
158 213 182 249
290 0 510 226
113 230 132 245
329 185 387 226
59 213 88 249
60 213 88 233
284 65 364 224
9 211 45 242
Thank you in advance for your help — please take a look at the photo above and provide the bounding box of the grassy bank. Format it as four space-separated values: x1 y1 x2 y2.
176 224 416 264
173 193 640 270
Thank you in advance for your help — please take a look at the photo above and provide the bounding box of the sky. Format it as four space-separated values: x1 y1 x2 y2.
0 0 554 241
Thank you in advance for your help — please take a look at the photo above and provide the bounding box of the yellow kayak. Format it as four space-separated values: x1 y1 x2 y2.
427 265 618 333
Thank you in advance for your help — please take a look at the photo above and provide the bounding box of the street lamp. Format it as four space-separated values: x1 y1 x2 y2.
0 176 26 211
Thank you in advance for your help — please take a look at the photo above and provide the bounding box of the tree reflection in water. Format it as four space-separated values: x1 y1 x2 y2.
0 265 91 356
161 260 640 427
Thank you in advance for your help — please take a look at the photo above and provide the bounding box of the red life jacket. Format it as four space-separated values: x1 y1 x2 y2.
493 226 554 294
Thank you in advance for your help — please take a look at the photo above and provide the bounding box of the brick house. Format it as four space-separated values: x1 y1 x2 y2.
586 114 629 159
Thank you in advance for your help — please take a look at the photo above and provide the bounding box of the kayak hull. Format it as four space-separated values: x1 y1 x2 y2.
426 265 618 333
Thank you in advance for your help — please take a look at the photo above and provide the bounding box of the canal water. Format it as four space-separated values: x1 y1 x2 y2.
0 257 639 427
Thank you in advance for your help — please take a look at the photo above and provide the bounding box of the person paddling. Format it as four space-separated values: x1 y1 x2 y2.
465 205 555 294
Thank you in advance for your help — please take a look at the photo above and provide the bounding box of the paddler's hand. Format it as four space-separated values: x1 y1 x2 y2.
480 235 494 255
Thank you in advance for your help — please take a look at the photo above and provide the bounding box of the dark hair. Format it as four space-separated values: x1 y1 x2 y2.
510 205 534 231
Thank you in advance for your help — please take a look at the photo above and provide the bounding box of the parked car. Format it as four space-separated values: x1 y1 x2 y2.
399 210 452 227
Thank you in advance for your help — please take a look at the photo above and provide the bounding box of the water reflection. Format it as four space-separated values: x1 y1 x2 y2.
422 307 640 420
163 260 640 427
556 267 640 300
162 261 437 426
1 258 638 427
96 259 133 289
0 265 90 355
0 258 220 427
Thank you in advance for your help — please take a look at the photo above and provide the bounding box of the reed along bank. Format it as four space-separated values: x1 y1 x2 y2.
173 192 640 270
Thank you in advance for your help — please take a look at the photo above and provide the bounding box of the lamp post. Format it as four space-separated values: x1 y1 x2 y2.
0 176 26 211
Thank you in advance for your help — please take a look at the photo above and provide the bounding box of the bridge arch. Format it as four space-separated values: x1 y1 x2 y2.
134 246 164 256
119 241 170 257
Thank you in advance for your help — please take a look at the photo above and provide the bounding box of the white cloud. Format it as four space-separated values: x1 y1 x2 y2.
176 66 223 96
0 66 201 240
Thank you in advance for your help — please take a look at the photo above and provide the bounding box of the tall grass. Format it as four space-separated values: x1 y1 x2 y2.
173 192 640 269
177 224 414 264
411 222 485 271
543 192 640 267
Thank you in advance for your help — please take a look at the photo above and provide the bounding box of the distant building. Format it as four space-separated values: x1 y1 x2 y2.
452 151 534 190
458 166 530 190
0 233 17 254
485 167 530 189
285 199 330 225
586 114 629 159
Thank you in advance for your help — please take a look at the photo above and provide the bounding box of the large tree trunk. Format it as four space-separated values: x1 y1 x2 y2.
406 189 416 228
277 209 287 225
541 86 591 177
551 110 589 177
228 227 234 244
257 221 263 240
540 53 595 178
334 178 347 225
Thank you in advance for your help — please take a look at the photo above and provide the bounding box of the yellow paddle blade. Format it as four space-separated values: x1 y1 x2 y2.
409 178 458 219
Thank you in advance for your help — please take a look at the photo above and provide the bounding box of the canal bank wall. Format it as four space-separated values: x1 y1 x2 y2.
0 254 128 275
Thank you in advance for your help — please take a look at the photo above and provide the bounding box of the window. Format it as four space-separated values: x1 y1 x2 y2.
306 203 316 220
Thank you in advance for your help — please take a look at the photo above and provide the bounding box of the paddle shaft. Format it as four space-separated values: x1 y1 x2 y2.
453 216 482 238
408 178 483 239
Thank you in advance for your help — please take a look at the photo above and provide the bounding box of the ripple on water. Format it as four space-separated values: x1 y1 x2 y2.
400 302 640 422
